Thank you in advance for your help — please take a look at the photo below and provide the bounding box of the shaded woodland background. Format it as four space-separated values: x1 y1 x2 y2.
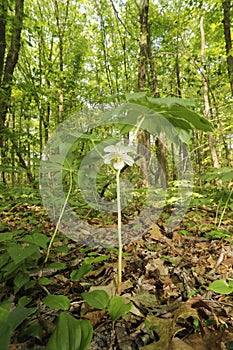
0 0 233 185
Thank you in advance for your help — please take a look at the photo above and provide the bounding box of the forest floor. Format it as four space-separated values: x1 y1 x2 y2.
1 195 233 350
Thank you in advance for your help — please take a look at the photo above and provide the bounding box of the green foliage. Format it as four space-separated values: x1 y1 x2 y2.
82 290 110 309
0 304 36 350
124 93 213 133
70 263 93 282
42 295 71 311
108 296 132 322
207 280 233 295
82 290 132 321
47 313 93 350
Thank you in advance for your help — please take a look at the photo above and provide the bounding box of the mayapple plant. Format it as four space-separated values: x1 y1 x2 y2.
103 142 136 294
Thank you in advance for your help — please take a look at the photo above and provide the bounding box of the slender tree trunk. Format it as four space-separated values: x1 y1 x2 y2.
137 0 151 176
0 0 24 182
200 15 220 169
0 0 7 81
0 0 24 129
54 0 70 122
137 0 168 188
222 0 233 95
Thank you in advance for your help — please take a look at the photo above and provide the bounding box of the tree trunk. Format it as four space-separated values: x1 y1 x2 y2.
0 0 7 81
200 15 220 169
0 0 24 182
0 0 24 129
222 0 233 95
137 0 168 187
54 0 70 123
137 0 151 175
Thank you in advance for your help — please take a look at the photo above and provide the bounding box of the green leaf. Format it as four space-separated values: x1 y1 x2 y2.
82 290 110 309
84 254 110 264
20 322 43 342
0 323 12 350
0 305 36 350
123 95 213 132
38 277 52 285
18 296 32 307
43 295 71 310
47 312 93 350
108 296 132 321
20 232 49 249
0 233 13 242
147 96 196 107
7 305 36 331
125 91 147 102
70 263 93 281
7 244 40 264
0 306 9 324
207 280 233 295
14 273 30 294
167 105 213 131
49 262 66 269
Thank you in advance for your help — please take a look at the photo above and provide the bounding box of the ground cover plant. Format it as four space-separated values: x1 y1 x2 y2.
0 179 233 350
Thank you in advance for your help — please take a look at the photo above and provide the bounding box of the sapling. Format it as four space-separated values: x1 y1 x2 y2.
103 142 136 294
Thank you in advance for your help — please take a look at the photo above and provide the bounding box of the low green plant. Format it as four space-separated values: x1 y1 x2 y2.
47 312 93 350
207 279 233 295
0 231 49 293
0 302 36 350
82 289 132 321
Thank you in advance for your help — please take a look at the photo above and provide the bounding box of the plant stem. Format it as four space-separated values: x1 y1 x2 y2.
218 186 233 228
116 169 122 294
44 169 73 263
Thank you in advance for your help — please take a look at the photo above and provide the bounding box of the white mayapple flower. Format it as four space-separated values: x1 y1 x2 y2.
103 142 136 170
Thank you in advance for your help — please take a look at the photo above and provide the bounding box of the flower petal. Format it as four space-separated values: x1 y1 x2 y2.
103 153 115 164
122 154 135 166
113 160 124 170
104 145 117 153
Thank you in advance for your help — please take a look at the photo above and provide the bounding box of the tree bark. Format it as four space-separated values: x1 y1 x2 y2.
0 0 7 82
137 0 168 187
0 0 25 183
0 0 24 129
137 0 151 176
200 15 220 169
54 0 70 123
222 0 233 95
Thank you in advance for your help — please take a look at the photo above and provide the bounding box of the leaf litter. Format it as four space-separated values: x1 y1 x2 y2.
1 204 233 349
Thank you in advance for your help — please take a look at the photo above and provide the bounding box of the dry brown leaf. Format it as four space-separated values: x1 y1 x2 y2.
132 291 159 308
140 316 173 350
171 337 194 350
89 279 117 298
83 309 106 326
148 223 163 240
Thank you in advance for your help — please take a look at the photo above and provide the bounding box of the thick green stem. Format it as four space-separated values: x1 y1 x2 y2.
44 169 73 263
116 169 122 294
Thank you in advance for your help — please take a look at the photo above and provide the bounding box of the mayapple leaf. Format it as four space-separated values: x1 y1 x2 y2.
42 295 71 310
108 296 132 322
47 312 93 350
82 290 110 309
207 279 233 295
123 94 213 132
